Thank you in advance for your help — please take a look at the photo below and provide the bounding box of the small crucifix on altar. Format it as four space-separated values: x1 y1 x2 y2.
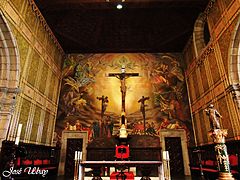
108 65 139 126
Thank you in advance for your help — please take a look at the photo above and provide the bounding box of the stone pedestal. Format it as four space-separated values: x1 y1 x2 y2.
209 129 234 180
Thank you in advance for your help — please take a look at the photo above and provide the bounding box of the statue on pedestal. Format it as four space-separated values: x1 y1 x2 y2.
205 104 222 130
206 104 234 180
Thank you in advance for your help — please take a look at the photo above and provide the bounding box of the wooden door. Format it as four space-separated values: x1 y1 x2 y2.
64 138 83 178
165 137 184 177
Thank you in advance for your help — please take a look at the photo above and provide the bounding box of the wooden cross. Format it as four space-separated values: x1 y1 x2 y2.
96 95 109 137
138 96 150 134
97 95 109 119
108 65 139 114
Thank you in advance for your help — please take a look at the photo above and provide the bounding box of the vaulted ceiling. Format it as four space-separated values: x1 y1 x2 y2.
34 0 209 53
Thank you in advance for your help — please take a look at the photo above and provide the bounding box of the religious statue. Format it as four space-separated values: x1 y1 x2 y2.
64 122 70 130
108 65 139 112
97 95 109 118
97 95 109 137
138 96 150 134
205 104 222 130
138 96 150 114
75 120 82 131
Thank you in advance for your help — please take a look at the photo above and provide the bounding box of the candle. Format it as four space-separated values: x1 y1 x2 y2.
166 151 169 161
163 151 166 160
75 151 77 161
15 137 20 145
162 151 169 161
15 124 22 145
80 151 82 160
16 124 22 137
77 151 80 160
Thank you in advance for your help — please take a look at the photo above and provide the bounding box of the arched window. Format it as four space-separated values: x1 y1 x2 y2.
203 22 210 45
193 13 211 58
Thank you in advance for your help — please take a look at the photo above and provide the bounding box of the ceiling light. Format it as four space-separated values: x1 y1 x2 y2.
116 4 123 9
106 0 125 9
106 0 125 1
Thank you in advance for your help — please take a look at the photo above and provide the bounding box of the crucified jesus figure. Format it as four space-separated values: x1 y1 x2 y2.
138 96 150 134
97 95 109 119
108 65 139 113
97 95 109 137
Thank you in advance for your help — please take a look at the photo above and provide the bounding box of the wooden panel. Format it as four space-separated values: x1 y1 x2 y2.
86 135 161 176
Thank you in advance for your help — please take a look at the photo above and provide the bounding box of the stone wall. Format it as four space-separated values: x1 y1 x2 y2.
183 0 240 146
0 0 64 148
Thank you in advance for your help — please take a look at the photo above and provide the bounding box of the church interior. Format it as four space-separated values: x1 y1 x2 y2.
0 0 240 179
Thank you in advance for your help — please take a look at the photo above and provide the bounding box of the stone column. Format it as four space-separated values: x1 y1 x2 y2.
209 129 234 180
0 87 20 150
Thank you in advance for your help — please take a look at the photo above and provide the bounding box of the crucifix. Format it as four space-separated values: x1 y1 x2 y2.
96 95 109 137
108 65 139 124
97 95 109 119
138 96 150 134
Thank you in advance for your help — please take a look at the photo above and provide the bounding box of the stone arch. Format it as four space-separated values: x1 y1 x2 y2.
193 13 207 58
229 15 240 84
0 11 20 146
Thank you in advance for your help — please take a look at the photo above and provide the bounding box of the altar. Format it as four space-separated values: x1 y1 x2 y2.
74 135 162 180
79 160 164 180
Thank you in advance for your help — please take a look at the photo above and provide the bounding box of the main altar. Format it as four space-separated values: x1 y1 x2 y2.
72 66 164 180
57 61 191 179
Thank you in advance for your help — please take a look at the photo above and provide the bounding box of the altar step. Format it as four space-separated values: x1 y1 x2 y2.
56 175 195 180
83 176 195 180
84 177 160 180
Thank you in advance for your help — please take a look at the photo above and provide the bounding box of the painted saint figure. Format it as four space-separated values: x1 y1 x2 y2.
205 104 222 130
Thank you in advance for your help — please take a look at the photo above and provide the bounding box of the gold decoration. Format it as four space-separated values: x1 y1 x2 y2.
208 129 228 143
119 124 128 138
218 172 234 180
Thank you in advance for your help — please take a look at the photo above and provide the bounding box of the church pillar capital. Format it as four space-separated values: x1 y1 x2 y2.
0 87 21 94
208 129 234 180
0 88 20 113
208 129 228 144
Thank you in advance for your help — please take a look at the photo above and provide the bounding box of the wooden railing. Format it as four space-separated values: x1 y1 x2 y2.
0 140 60 179
189 140 240 179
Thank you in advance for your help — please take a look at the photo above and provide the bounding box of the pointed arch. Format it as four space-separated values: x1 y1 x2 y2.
0 11 20 145
193 13 207 58
229 15 240 84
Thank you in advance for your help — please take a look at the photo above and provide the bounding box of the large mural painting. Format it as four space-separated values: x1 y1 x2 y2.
55 53 193 145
